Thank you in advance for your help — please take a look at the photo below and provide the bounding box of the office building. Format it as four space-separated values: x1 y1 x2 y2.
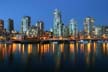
36 21 44 36
21 16 31 34
84 17 95 36
102 26 108 36
0 19 4 35
26 25 38 37
53 9 63 37
63 26 69 37
8 18 14 33
94 26 102 38
69 19 77 37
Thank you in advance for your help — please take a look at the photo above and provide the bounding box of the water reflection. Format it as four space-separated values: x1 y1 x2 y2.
0 42 108 71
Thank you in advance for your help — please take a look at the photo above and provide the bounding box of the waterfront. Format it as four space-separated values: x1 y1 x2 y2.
0 42 108 72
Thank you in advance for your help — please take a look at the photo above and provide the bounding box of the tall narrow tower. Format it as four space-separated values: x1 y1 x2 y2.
69 19 77 37
53 9 63 37
8 18 14 33
21 16 31 34
36 21 44 36
84 17 95 36
0 19 4 35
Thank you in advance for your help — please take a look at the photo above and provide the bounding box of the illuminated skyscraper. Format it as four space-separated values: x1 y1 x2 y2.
53 9 63 37
94 26 102 38
63 26 69 37
102 26 108 36
36 21 44 36
0 19 4 35
8 18 14 33
21 16 31 34
69 19 77 37
84 17 95 36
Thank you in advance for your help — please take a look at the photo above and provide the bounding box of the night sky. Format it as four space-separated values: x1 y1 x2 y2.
0 0 108 31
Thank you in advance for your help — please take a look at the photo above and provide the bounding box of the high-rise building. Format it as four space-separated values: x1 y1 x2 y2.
21 16 31 34
102 26 108 36
63 26 69 37
69 19 77 37
8 18 14 33
94 26 102 38
84 17 95 36
26 25 38 37
53 9 63 37
0 19 4 35
36 21 44 36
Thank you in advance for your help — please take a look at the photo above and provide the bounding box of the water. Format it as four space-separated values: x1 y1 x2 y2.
0 42 108 72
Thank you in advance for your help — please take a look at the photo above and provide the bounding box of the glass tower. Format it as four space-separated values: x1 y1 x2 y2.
84 17 95 36
69 19 77 37
8 18 14 33
21 16 31 34
53 9 63 37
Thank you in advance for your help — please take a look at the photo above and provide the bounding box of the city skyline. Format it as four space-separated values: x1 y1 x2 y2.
0 1 108 72
0 11 108 32
0 0 108 31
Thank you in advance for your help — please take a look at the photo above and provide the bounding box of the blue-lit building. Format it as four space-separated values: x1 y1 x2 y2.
63 26 69 37
36 21 44 36
84 17 95 36
21 16 31 34
53 9 63 37
94 26 102 38
102 26 108 36
69 19 77 37
0 19 5 35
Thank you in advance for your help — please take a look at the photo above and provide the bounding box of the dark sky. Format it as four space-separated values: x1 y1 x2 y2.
0 0 108 31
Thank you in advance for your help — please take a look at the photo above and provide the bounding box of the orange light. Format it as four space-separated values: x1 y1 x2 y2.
102 43 106 54
80 44 84 53
70 43 74 53
28 44 32 54
22 44 25 54
93 42 96 53
107 43 108 48
40 44 44 54
87 43 91 53
59 36 63 40
60 43 64 53
12 43 17 53
87 35 91 39
37 44 40 53
52 43 55 53
11 37 17 40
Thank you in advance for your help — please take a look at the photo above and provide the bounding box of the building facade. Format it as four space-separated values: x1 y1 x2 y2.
63 26 69 37
26 25 38 37
84 17 95 36
102 26 108 36
8 18 14 33
0 19 4 35
69 19 77 37
36 21 44 36
53 9 63 37
21 16 31 34
94 26 102 38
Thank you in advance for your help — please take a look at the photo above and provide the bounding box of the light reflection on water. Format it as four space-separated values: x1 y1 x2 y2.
0 42 108 72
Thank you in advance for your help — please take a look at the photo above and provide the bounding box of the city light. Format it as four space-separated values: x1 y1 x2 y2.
0 9 107 43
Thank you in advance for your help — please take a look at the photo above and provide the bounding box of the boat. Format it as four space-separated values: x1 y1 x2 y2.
97 40 103 43
52 41 58 44
78 40 84 43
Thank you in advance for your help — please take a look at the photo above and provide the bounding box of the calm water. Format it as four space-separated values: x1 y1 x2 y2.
0 42 108 72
